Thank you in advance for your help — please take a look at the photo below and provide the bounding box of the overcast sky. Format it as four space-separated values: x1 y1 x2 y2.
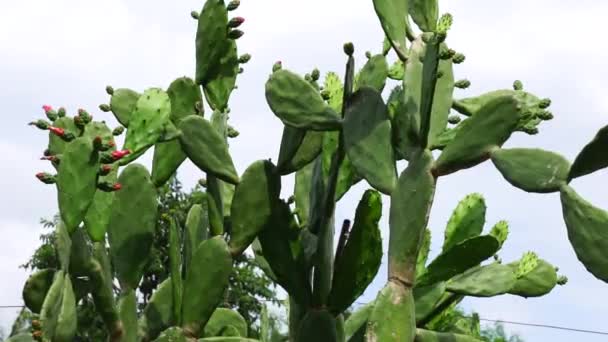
2 0 608 340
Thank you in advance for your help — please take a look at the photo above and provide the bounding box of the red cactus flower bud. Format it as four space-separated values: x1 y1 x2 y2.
48 126 65 137
111 149 131 160
228 16 245 28
41 155 59 162
113 183 122 190
100 164 113 176
98 181 122 192
42 105 53 113
93 136 103 147
108 140 116 147
36 172 56 184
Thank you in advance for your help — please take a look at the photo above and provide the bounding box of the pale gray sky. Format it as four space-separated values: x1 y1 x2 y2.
1 1 608 340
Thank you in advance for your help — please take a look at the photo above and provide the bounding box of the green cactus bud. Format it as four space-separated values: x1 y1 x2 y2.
272 61 282 72
238 53 251 64
99 103 110 112
439 48 455 60
57 107 66 117
227 125 239 138
105 85 114 95
29 119 51 130
320 89 331 100
227 29 244 39
437 13 453 34
343 42 354 56
304 73 312 82
490 220 509 248
452 53 466 64
538 110 554 120
226 0 240 11
237 67 244 74
190 10 199 19
228 16 245 28
36 172 56 184
454 79 471 89
42 105 58 121
112 126 124 136
447 115 461 124
539 98 552 109
311 68 320 81
198 178 207 188
557 275 568 285
436 70 444 78
287 195 295 205
513 80 524 90
365 51 372 59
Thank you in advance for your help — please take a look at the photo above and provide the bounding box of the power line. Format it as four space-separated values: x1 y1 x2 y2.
478 318 608 336
2 304 608 336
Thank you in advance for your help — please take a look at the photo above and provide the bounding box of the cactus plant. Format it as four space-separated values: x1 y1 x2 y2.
21 0 608 341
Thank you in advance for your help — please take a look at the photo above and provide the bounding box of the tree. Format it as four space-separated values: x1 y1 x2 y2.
20 175 279 339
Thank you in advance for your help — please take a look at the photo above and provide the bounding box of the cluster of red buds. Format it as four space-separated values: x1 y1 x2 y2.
36 172 56 184
97 181 122 192
100 149 131 163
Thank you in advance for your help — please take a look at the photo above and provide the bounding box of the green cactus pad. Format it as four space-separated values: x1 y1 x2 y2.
184 202 209 275
355 54 389 92
207 176 225 235
179 115 239 184
230 160 281 256
118 290 138 342
55 221 72 271
54 275 77 342
323 72 344 112
265 69 342 130
344 302 373 342
277 126 324 175
394 38 454 158
443 193 486 251
22 268 55 313
372 0 408 59
560 184 608 282
168 76 204 121
415 329 484 342
195 0 229 85
182 236 233 337
258 200 312 306
507 258 558 297
138 278 173 341
86 258 120 337
416 229 432 278
343 87 397 195
69 228 92 276
122 88 172 158
109 88 140 127
48 116 78 157
203 39 239 111
296 310 338 342
447 263 517 297
294 161 314 228
152 140 187 187
84 165 118 242
329 190 382 314
57 137 99 233
107 163 157 290
418 235 500 286
40 270 65 339
434 94 521 176
169 217 183 325
409 0 438 32
413 282 446 322
153 327 188 342
321 131 359 201
203 308 248 337
366 282 416 342
389 150 435 283
489 220 509 248
491 148 571 193
569 125 608 180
